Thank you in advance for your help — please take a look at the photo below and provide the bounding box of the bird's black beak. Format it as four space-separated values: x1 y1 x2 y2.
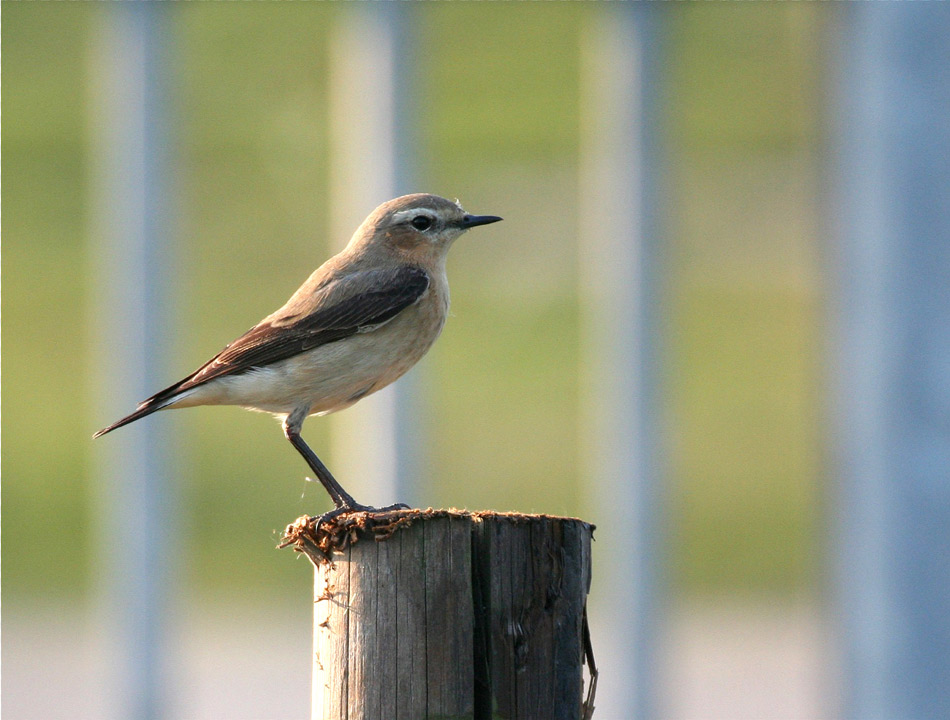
461 214 503 228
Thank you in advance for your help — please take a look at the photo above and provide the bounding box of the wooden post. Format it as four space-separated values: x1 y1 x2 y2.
283 509 597 720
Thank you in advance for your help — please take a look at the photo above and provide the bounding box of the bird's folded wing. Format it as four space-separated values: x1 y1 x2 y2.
154 265 430 400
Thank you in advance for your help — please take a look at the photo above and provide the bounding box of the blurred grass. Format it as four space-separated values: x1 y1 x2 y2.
2 4 96 598
671 285 821 593
3 4 824 604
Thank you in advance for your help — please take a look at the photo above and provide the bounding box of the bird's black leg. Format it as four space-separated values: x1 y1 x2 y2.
283 413 408 516
285 429 357 509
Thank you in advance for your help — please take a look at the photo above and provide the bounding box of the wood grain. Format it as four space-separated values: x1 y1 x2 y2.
305 510 593 720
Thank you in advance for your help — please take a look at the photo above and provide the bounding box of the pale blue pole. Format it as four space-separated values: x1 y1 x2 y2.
387 2 423 506
91 4 176 719
830 6 950 720
326 3 421 509
579 5 665 719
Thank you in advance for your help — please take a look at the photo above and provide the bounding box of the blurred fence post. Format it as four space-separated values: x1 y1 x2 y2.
327 2 420 510
579 5 666 719
829 6 950 720
88 4 177 719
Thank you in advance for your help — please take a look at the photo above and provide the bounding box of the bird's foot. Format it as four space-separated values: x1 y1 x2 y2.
345 501 411 514
309 501 411 536
282 502 414 559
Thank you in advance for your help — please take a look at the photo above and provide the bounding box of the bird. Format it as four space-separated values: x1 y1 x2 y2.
95 193 502 517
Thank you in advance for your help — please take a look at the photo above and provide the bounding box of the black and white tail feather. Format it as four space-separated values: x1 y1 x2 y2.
93 385 196 438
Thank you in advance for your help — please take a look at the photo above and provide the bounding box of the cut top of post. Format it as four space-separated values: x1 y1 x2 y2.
281 507 595 565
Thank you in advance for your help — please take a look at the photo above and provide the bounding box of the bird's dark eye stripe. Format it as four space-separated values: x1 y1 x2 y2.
411 215 433 231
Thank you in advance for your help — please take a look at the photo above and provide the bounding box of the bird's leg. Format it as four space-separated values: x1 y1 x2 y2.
282 413 408 516
281 410 357 508
285 429 357 509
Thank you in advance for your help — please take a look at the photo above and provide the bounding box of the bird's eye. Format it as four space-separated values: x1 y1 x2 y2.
411 215 433 231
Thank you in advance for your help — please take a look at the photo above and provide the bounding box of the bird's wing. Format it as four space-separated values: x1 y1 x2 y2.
158 265 430 399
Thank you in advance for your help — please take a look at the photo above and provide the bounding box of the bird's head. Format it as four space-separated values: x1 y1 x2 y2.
348 194 502 263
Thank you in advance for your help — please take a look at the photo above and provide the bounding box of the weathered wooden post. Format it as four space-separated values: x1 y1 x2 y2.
283 509 597 720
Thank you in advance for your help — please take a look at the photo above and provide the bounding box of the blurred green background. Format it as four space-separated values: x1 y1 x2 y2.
3 3 823 609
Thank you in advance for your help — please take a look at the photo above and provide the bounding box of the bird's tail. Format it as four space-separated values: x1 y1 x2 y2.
93 389 186 438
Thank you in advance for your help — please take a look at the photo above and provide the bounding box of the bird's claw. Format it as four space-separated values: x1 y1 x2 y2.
353 501 410 513
308 501 411 535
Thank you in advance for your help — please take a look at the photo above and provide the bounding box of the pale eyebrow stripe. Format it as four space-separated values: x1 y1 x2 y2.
392 208 438 223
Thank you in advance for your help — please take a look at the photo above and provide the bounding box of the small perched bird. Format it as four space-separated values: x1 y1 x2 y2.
95 193 502 516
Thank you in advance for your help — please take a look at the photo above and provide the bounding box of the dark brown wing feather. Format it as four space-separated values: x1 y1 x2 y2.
170 265 429 394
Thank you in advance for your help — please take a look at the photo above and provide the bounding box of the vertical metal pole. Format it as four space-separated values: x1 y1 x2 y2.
579 6 665 719
830 6 950 720
89 5 175 719
325 6 420 507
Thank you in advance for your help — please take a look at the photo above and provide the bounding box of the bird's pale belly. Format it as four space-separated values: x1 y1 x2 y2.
183 298 446 417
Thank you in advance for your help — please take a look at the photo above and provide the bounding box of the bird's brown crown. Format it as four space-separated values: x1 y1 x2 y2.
345 194 495 264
